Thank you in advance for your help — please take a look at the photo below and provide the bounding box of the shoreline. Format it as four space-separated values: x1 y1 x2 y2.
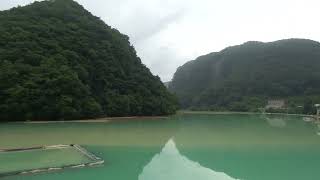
178 110 316 117
2 111 317 124
17 116 169 124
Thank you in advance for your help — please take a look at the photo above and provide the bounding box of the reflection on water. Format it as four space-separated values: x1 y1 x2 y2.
303 117 314 122
261 114 287 128
316 123 320 136
1 114 320 180
139 139 239 180
264 115 287 128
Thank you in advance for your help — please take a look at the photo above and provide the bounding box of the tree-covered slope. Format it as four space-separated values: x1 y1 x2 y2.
0 0 177 121
169 39 320 112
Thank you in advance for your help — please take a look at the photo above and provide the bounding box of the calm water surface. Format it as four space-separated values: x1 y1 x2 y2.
1 114 320 180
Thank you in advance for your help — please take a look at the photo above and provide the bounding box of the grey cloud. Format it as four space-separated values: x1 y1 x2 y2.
130 9 185 44
1 0 320 82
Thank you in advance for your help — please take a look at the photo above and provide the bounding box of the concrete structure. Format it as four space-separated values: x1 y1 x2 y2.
0 144 104 178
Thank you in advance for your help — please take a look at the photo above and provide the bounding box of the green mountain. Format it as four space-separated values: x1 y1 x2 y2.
169 39 320 113
0 0 177 121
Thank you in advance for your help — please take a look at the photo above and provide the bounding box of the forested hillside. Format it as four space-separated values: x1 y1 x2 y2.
169 39 320 113
0 0 177 121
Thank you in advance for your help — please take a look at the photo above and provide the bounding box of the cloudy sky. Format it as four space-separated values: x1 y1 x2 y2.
1 0 320 81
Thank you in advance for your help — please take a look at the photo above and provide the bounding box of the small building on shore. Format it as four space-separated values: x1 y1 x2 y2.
266 99 286 109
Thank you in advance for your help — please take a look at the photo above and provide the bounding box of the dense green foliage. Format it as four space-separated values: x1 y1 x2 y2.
169 39 320 113
0 0 177 121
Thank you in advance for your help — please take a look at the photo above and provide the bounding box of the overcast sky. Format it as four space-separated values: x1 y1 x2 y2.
1 0 320 81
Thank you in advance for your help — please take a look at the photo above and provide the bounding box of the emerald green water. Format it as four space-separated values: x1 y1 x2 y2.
1 114 320 180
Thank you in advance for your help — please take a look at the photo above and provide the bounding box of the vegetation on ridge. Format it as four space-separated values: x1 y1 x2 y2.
169 39 320 114
0 0 177 121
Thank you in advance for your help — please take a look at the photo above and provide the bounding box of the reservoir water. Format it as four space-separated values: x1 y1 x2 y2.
1 113 320 180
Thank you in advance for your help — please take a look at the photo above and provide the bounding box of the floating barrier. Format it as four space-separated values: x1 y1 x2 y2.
0 144 104 178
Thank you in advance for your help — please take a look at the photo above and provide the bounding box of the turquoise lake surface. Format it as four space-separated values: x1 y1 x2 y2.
1 113 320 180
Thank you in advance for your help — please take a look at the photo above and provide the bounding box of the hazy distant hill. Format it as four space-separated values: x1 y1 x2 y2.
169 39 320 113
164 81 171 88
0 0 177 121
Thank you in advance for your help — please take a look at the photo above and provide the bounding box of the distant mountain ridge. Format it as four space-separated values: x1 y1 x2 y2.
0 0 177 121
169 39 320 112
